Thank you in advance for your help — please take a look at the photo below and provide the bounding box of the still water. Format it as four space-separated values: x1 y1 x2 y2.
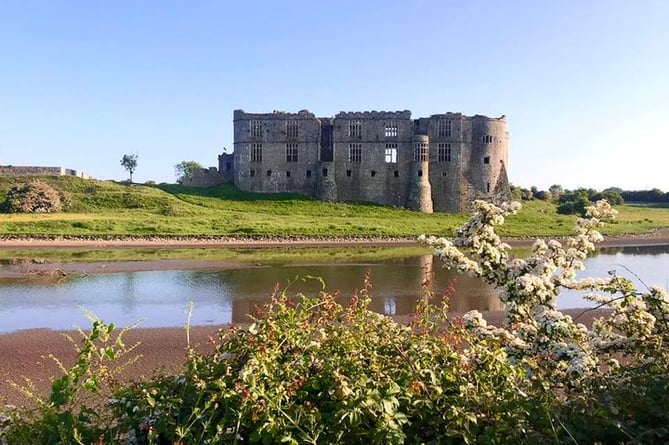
0 245 668 333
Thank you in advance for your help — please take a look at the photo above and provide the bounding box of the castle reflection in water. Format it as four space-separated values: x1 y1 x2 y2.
227 255 503 324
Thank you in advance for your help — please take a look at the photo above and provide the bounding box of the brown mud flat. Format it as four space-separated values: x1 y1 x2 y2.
0 308 609 407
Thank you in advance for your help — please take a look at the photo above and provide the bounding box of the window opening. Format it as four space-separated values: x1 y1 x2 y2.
286 143 298 162
250 120 263 138
250 143 262 163
286 120 298 139
348 143 362 163
437 119 452 138
438 143 451 162
349 120 362 138
385 143 397 163
384 123 398 137
413 142 428 162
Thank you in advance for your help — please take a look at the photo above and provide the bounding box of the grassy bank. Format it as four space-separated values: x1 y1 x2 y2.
1 176 668 238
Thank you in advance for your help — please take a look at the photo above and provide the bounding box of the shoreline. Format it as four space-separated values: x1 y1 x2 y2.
1 228 669 249
1 232 668 279
0 308 609 407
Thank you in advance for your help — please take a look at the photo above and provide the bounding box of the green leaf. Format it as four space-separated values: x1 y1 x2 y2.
280 435 299 444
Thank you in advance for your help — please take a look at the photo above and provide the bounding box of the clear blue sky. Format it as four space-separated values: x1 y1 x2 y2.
1 0 668 190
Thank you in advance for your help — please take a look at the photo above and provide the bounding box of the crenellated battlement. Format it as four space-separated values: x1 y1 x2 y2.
334 110 412 120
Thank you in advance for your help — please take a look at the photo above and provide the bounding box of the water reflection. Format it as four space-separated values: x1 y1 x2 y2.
1 245 668 333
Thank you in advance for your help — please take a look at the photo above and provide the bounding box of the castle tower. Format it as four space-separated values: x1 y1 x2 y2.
464 115 509 204
406 135 433 213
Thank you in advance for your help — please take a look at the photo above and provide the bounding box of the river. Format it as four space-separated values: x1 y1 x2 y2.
0 245 668 333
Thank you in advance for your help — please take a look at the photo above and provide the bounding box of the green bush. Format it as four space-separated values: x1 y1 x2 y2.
105 280 531 444
2 181 66 213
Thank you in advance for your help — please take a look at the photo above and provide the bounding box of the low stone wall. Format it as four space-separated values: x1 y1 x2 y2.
0 166 91 179
182 167 231 187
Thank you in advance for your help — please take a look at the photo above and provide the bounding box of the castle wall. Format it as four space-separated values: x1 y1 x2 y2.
332 111 413 207
415 113 467 212
227 109 510 213
0 166 91 179
233 110 321 195
182 167 231 187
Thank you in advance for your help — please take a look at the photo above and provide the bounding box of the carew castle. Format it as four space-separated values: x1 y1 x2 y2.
192 109 510 213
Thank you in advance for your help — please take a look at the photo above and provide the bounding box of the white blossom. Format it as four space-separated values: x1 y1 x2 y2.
420 199 669 387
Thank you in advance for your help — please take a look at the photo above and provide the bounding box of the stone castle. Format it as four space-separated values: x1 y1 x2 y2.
189 109 510 213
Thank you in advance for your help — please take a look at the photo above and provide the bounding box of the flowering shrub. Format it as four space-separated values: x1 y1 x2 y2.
422 199 669 443
110 281 532 444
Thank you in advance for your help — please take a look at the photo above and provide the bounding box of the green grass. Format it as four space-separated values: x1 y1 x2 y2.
0 176 668 238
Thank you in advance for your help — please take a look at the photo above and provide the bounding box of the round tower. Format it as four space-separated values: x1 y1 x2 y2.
468 115 510 201
407 135 433 213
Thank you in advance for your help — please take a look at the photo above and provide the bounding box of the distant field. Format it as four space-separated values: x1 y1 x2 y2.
0 176 667 238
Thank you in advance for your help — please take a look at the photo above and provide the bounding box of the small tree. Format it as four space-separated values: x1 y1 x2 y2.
174 161 203 184
120 154 138 183
548 184 563 198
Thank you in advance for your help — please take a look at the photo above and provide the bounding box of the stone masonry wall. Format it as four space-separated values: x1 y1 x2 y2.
233 110 321 195
0 166 91 179
332 111 413 207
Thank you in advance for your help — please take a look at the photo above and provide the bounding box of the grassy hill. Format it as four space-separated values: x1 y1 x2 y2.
0 176 668 238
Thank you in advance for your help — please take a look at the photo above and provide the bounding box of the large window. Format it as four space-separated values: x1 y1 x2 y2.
385 143 397 163
437 119 452 138
286 120 298 139
438 143 451 162
348 143 362 163
413 142 428 162
250 120 263 138
349 120 362 138
250 143 262 162
384 123 398 138
286 143 298 162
